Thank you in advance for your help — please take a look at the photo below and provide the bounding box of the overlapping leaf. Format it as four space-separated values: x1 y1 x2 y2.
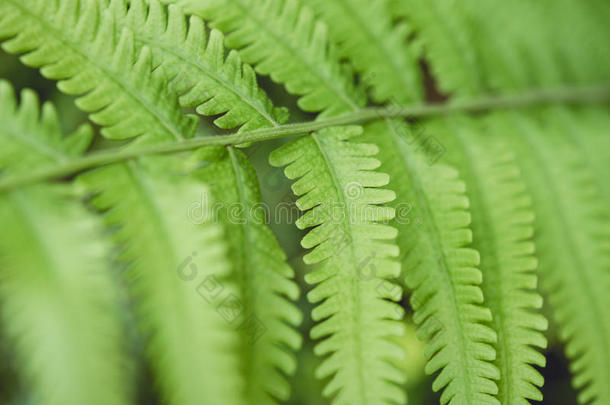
0 82 128 405
365 120 500 405
271 125 406 405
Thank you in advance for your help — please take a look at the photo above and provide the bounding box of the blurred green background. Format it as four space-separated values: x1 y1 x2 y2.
0 48 578 405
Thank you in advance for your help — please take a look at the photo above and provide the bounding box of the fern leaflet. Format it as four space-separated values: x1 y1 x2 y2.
365 120 500 405
171 0 365 117
307 0 422 104
270 126 406 405
0 83 128 405
80 158 245 405
504 110 610 405
105 0 289 131
195 146 303 405
429 116 548 404
0 80 92 173
0 0 196 142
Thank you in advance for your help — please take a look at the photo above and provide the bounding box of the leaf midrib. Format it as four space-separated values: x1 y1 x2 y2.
448 126 514 404
227 146 258 392
1 120 67 163
0 84 607 192
386 120 476 404
513 113 610 380
311 132 368 405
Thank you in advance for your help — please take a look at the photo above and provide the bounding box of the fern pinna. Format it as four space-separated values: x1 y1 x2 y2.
0 0 609 405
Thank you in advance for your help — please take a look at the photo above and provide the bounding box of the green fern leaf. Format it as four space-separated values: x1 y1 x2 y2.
402 0 496 96
170 3 407 404
0 80 92 173
0 0 197 142
1 1 609 405
166 1 404 404
404 2 610 402
364 120 500 405
80 158 245 405
298 3 511 401
170 0 366 117
270 125 406 405
307 0 422 104
195 146 302 405
105 0 289 131
97 2 304 401
0 184 129 405
0 83 127 405
429 116 548 404
4 1 302 402
502 110 610 405
547 107 610 208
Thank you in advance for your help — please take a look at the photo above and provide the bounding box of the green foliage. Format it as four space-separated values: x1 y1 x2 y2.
430 117 548 404
0 184 128 405
0 80 92 172
80 159 245 405
498 109 610 405
173 0 366 117
365 120 500 405
0 83 128 405
195 146 302 405
106 0 289 131
306 0 422 103
0 0 196 143
270 125 405 405
0 0 609 405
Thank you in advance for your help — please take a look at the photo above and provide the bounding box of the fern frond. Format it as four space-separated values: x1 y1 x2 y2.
105 0 288 131
466 0 610 89
429 116 548 404
0 80 93 173
0 183 129 405
270 125 406 405
169 3 407 403
292 1 551 401
503 110 610 405
405 0 610 95
402 0 546 94
401 0 487 96
308 1 509 399
364 120 500 405
94 2 303 401
547 107 610 207
307 0 422 104
171 0 366 117
80 159 245 405
194 146 302 405
0 0 196 142
402 2 610 402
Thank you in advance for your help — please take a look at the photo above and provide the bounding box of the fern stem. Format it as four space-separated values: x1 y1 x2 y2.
0 84 608 192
